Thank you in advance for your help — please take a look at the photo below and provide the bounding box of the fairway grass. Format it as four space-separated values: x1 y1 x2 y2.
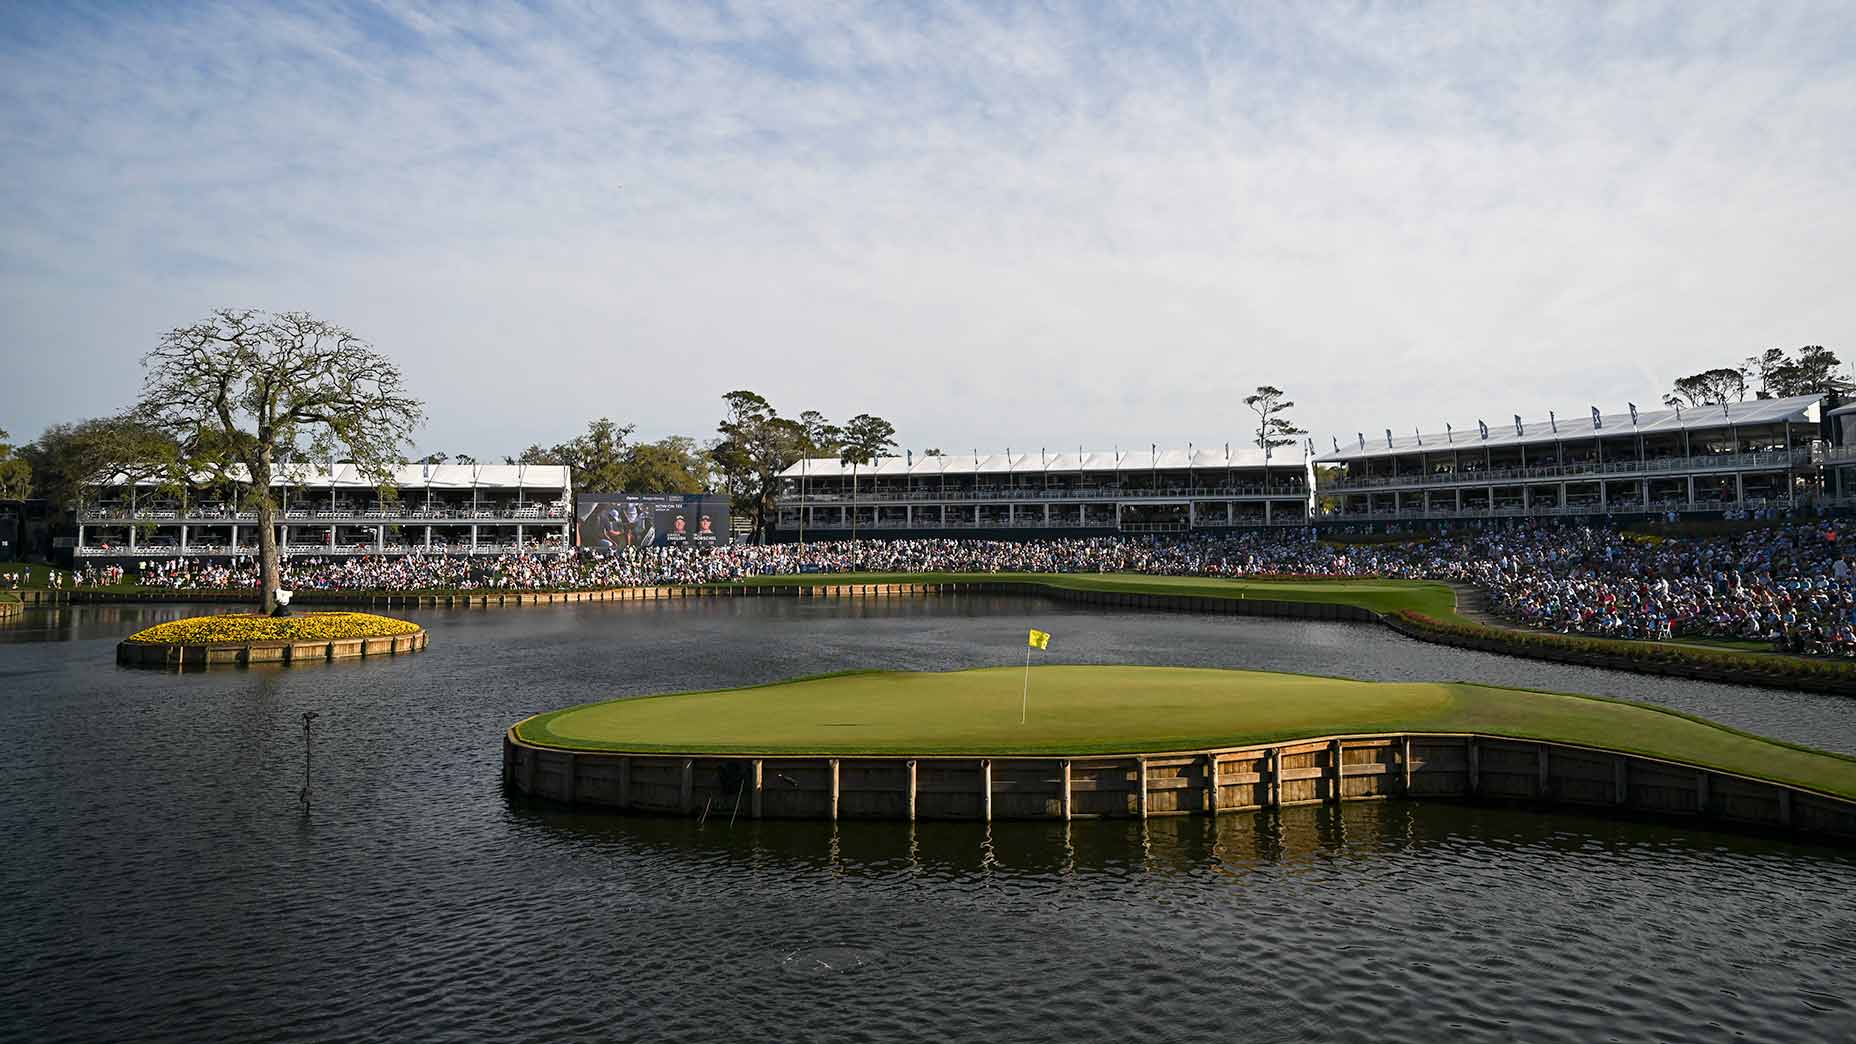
515 666 1856 800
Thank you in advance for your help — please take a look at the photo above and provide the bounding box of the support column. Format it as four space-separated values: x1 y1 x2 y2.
515 524 523 550
1264 500 1272 525
179 524 188 553
1735 473 1744 505
470 524 479 551
1687 476 1696 509
1225 502 1234 525
378 525 386 552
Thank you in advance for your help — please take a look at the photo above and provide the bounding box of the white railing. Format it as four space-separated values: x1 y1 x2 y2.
1323 448 1809 492
791 486 1306 505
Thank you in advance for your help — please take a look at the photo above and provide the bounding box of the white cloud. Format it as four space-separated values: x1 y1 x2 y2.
1 1 1852 459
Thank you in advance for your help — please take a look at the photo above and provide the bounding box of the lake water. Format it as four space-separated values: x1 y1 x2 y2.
3 595 1853 1042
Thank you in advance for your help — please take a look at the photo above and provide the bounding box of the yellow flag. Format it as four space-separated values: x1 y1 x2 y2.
1028 628 1050 650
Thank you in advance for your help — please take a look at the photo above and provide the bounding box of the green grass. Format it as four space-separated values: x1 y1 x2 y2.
0 561 72 589
738 572 1466 622
514 665 1856 800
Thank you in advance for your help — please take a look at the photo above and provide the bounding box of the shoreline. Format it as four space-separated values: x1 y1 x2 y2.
503 728 1856 840
16 574 1856 694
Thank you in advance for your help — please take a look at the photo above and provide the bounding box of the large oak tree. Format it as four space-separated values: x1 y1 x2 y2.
133 309 423 612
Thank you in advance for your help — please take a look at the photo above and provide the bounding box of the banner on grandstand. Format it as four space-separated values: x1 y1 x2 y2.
576 494 733 549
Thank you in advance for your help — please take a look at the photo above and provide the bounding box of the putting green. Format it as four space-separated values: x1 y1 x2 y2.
515 666 1856 800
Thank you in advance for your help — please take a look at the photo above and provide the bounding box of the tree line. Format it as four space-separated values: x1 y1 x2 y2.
1664 345 1850 409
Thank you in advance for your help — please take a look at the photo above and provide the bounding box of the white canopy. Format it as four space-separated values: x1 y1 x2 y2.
1313 394 1823 463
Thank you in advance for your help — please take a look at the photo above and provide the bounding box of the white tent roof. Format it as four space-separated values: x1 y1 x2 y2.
1313 394 1823 463
106 462 570 490
780 445 1299 479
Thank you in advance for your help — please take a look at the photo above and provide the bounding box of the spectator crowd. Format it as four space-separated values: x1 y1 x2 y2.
67 519 1856 658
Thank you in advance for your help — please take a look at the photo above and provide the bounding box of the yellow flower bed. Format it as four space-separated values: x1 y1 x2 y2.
124 612 422 646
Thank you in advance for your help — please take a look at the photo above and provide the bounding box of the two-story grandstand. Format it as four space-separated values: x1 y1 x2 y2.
76 464 572 559
773 447 1311 538
1313 394 1835 524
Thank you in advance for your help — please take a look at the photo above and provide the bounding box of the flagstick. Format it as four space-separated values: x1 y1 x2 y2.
1021 644 1031 725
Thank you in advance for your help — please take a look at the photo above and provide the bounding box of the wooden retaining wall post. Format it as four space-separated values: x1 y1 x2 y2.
1778 788 1793 828
1537 745 1551 799
1329 739 1344 803
523 748 537 793
1613 757 1628 805
1266 748 1280 808
829 758 840 821
752 759 763 819
560 753 576 804
1401 737 1413 794
1060 760 1072 821
618 756 631 810
1203 752 1219 815
1467 738 1480 795
981 759 993 822
906 760 917 821
680 759 694 814
1695 770 1710 814
1137 757 1148 819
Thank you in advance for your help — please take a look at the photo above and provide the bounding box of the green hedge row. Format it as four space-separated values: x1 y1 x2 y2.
1393 610 1856 685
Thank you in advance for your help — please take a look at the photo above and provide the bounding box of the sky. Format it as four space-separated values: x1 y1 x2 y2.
3 1 1853 461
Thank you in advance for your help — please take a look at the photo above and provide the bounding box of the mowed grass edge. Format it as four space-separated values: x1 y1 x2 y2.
513 665 1856 801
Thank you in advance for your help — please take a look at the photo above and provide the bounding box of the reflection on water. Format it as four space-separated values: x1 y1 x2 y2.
2 596 1854 1042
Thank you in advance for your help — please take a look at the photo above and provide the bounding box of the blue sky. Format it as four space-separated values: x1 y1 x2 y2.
3 1 1853 459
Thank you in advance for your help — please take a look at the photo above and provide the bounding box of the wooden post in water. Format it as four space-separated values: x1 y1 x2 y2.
751 759 764 819
980 759 993 822
829 758 841 821
1060 760 1072 821
906 760 917 821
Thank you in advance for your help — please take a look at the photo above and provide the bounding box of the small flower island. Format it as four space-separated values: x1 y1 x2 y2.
116 611 428 669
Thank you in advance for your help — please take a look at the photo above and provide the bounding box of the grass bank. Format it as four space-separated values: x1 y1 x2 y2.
514 665 1856 799
739 572 1465 621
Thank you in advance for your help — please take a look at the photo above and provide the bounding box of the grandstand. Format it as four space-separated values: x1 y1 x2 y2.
1313 394 1834 523
774 447 1311 538
75 463 572 558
